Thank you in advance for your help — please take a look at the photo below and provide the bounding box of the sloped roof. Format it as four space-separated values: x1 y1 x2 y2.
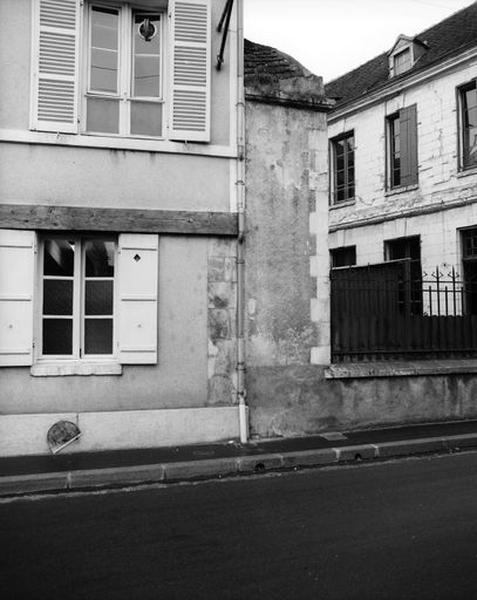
244 38 332 110
325 1 477 110
244 38 314 81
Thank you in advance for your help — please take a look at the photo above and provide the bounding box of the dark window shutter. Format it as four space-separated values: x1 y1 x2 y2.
399 104 418 186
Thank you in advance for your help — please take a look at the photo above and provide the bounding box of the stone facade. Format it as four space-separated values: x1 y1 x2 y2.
207 238 238 406
328 59 477 271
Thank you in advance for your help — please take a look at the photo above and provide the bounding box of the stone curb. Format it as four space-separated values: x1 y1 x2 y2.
1 433 477 498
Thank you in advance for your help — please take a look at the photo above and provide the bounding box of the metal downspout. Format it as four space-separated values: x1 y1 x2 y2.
235 0 248 443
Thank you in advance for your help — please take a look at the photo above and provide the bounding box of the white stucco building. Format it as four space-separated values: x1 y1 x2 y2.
0 0 245 455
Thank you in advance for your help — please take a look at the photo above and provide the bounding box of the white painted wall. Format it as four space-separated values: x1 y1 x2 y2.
0 236 210 414
0 407 242 456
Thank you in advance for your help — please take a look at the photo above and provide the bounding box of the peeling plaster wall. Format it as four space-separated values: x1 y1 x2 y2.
245 99 329 437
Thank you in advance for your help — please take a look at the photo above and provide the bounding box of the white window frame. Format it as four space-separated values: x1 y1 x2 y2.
29 0 213 148
36 234 118 363
82 1 167 139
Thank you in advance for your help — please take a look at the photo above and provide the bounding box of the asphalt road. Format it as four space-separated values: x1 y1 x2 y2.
2 452 477 600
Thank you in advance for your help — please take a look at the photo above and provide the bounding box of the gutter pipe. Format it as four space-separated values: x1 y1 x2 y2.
235 0 248 443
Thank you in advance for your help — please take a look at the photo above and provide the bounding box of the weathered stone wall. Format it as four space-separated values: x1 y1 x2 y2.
247 365 477 438
207 238 237 406
245 99 329 436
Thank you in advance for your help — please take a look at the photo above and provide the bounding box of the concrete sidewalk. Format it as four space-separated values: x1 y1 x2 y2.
2 419 477 497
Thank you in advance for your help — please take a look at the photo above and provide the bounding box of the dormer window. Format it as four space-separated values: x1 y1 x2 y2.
388 35 428 79
393 48 412 76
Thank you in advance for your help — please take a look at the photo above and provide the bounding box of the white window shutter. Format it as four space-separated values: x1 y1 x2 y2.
0 230 35 367
117 234 159 364
169 0 211 142
32 0 79 133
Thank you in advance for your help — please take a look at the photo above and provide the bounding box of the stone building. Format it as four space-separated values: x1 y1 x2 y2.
324 3 477 427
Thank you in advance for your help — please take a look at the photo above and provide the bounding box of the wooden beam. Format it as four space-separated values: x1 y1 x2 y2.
0 204 238 236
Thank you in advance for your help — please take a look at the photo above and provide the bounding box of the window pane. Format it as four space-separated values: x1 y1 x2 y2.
464 88 477 112
91 7 119 50
130 101 163 136
86 97 119 133
43 319 73 355
85 281 113 315
90 7 119 93
85 240 115 277
43 239 74 276
43 280 73 315
463 87 477 168
133 14 161 97
91 49 118 93
85 319 113 354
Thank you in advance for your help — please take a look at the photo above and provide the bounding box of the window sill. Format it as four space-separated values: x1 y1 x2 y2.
0 129 235 159
329 199 356 210
385 184 419 197
31 361 122 377
325 359 477 379
457 166 477 179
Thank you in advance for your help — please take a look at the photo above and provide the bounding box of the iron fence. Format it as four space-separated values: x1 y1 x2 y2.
330 260 477 362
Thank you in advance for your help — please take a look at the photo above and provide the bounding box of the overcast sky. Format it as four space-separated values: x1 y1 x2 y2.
243 0 475 82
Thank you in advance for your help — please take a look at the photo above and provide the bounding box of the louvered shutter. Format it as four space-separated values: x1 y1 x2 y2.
399 104 418 186
117 234 159 364
0 230 35 367
32 0 79 133
169 0 211 142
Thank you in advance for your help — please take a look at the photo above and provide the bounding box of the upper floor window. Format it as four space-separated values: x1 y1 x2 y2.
386 105 418 190
393 48 411 76
86 5 164 136
458 80 477 170
31 0 211 143
388 113 401 188
330 131 355 205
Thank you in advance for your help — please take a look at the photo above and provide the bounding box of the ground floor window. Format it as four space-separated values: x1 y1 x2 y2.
0 229 159 369
462 228 477 314
330 245 356 268
384 235 422 315
41 236 116 358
